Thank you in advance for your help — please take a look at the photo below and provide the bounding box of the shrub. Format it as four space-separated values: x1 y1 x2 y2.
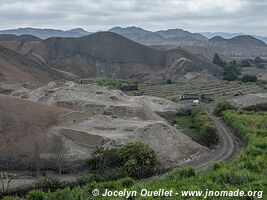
87 142 158 179
166 79 172 84
214 100 236 116
177 168 196 178
223 65 240 81
119 142 157 179
87 147 120 171
118 177 135 188
191 107 218 147
26 190 45 200
213 53 224 67
242 75 257 83
34 177 62 191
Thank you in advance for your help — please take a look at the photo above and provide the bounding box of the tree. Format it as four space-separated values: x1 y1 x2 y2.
119 142 157 178
242 75 257 82
166 79 172 84
213 53 224 67
223 65 240 81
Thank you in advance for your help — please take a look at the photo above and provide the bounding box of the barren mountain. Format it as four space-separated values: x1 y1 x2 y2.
109 26 165 45
0 28 90 39
0 46 68 85
208 35 267 57
0 32 223 83
156 28 207 41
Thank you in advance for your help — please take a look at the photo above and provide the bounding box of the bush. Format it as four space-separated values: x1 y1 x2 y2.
213 53 225 67
26 190 45 200
166 79 172 84
87 142 158 180
87 147 119 171
34 177 62 191
242 75 257 82
214 100 236 116
223 65 240 81
119 142 157 179
191 107 218 147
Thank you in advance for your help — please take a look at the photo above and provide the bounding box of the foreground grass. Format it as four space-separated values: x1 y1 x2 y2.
4 111 267 200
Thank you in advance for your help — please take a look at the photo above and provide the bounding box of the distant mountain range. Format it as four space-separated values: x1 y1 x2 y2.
109 26 208 45
201 32 267 44
0 28 90 39
0 26 267 59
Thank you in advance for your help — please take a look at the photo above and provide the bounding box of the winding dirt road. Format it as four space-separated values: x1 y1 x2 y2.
181 113 243 171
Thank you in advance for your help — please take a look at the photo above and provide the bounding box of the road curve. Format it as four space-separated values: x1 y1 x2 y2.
140 109 243 183
181 112 242 171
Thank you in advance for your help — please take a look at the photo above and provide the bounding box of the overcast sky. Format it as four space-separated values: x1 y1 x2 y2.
0 0 266 35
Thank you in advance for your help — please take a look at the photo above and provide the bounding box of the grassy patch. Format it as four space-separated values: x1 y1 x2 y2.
171 116 201 142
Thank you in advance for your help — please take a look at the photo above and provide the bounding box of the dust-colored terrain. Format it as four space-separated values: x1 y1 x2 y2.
231 93 267 109
0 81 208 171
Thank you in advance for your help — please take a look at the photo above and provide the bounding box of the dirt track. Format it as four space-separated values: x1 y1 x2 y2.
181 113 243 171
140 109 243 183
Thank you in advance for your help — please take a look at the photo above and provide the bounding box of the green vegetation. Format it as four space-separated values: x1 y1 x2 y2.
242 75 258 83
3 110 267 199
214 100 236 116
171 116 199 142
191 107 218 147
213 53 225 67
96 78 138 91
223 65 240 81
87 142 157 179
136 81 264 100
0 172 11 193
171 108 218 148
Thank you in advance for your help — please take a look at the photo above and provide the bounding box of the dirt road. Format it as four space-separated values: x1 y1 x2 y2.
181 113 242 171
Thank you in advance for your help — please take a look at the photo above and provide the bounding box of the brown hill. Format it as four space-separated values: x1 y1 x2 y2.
0 46 69 85
208 35 267 57
0 32 223 83
0 94 69 169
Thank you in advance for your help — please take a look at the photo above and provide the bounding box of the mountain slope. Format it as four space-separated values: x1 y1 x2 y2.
0 46 68 85
109 26 165 45
201 32 267 44
156 28 207 41
209 35 267 57
0 32 223 83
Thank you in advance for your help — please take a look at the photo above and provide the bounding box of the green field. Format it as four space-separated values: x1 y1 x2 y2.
128 81 266 100
5 110 266 199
